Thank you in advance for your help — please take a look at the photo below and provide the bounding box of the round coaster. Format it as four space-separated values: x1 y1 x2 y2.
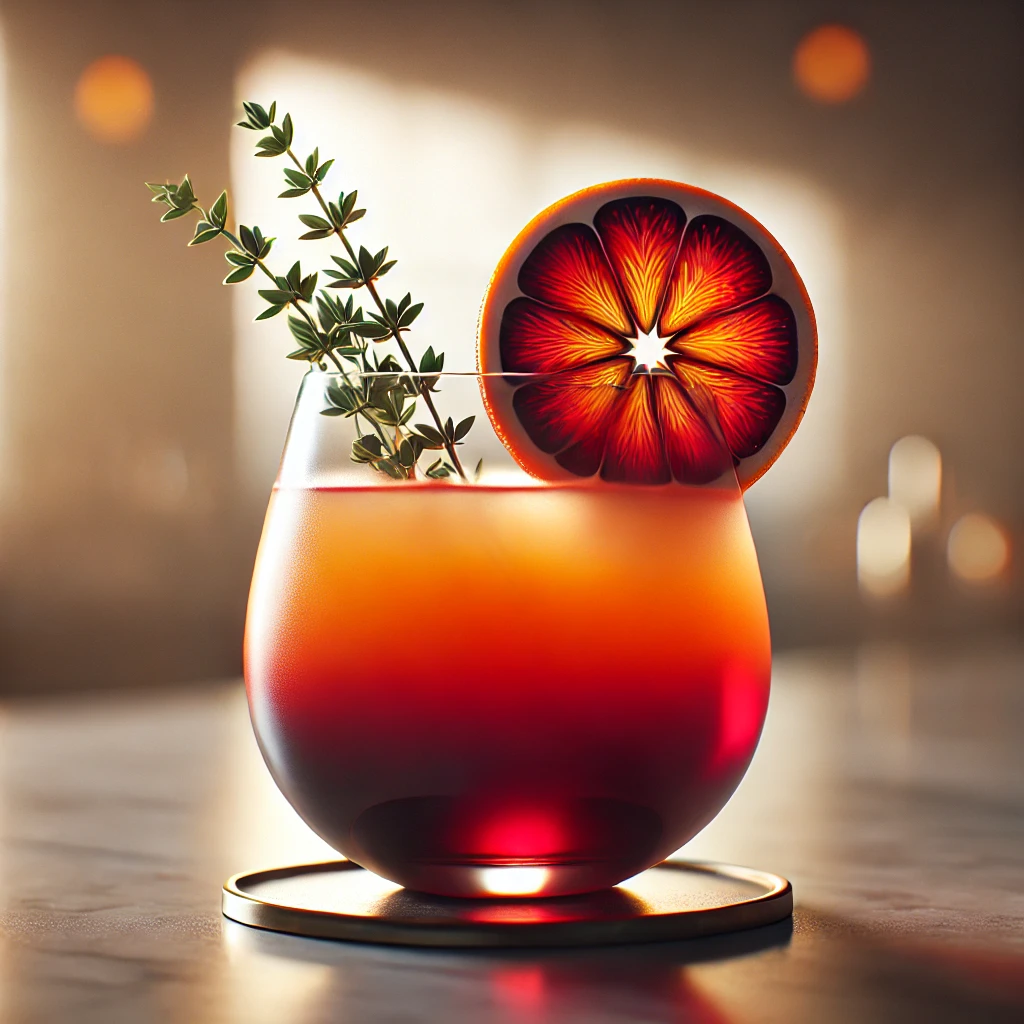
222 860 792 948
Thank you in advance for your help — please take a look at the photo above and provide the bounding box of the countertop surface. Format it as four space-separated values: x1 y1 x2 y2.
0 643 1021 1023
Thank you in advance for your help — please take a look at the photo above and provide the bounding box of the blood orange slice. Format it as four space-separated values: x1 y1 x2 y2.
478 179 816 487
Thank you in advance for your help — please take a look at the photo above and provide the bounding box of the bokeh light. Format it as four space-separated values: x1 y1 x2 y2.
793 24 871 104
858 496 911 597
889 435 942 527
74 55 154 143
948 513 1010 583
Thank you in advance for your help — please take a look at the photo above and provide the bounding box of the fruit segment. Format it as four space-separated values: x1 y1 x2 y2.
668 295 798 386
594 197 686 334
652 374 733 484
600 374 671 485
512 359 632 455
518 223 634 336
667 358 786 459
658 216 772 336
500 297 630 374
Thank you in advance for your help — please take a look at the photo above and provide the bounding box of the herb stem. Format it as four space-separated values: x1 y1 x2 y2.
284 149 467 479
214 212 344 374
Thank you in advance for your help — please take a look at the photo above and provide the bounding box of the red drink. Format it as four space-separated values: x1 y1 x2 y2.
244 481 770 898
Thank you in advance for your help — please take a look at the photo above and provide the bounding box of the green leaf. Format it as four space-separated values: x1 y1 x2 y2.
255 303 285 321
414 424 446 449
425 458 453 479
160 206 192 222
316 159 334 183
304 148 318 177
268 100 277 123
279 188 310 199
377 259 397 278
188 223 221 245
239 225 258 255
174 175 195 206
258 289 293 304
282 112 294 147
283 167 311 188
286 261 302 291
243 101 270 128
454 416 475 441
298 214 331 230
288 315 319 348
356 245 375 279
398 302 423 328
330 256 359 276
352 322 391 340
209 191 228 228
316 296 334 325
223 265 255 284
397 439 417 468
347 208 366 224
357 435 384 457
474 458 484 480
255 136 286 157
224 250 251 267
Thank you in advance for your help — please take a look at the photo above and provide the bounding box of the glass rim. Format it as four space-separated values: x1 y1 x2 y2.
308 368 674 380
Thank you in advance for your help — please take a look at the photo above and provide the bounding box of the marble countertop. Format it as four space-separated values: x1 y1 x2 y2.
0 642 1021 1023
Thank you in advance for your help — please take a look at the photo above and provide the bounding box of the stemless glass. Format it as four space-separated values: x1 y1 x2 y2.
244 371 771 898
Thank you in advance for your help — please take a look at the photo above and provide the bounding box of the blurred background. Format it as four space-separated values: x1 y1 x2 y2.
0 0 1020 692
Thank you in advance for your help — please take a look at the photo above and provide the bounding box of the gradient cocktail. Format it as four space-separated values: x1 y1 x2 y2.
245 179 816 899
245 374 770 898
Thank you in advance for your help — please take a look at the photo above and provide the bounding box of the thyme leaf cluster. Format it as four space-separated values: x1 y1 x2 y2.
147 99 474 481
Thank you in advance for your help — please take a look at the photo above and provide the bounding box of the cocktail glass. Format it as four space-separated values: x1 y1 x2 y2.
244 371 770 899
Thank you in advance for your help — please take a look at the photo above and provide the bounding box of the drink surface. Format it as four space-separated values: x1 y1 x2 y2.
245 482 771 898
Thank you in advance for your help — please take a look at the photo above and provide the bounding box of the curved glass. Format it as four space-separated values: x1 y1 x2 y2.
244 371 770 898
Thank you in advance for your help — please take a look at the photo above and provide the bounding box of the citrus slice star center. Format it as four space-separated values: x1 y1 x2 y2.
629 328 669 371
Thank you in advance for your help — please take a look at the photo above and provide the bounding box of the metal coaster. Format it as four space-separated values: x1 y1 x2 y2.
222 860 792 948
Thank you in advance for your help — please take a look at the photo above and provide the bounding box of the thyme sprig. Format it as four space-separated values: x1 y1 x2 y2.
235 100 469 479
146 99 475 481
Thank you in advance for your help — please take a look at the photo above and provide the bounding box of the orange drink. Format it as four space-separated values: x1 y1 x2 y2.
245 477 770 897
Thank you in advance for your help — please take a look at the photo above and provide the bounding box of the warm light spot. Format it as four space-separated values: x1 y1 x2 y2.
857 496 911 597
889 435 942 527
74 55 154 143
948 513 1010 583
793 24 871 104
479 866 549 896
